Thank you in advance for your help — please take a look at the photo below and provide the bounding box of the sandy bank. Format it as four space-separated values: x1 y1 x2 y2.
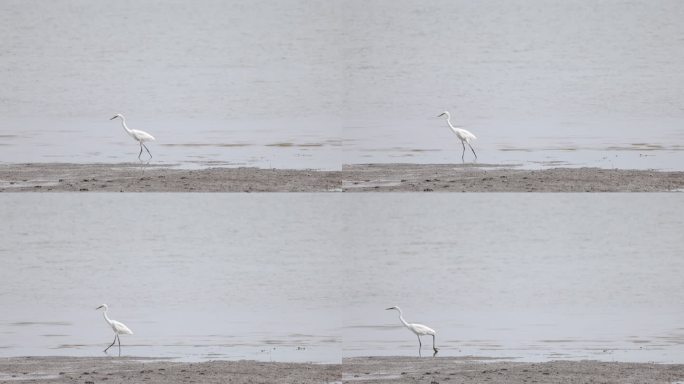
0 357 340 384
0 163 683 192
2 356 683 383
342 163 684 192
343 356 684 383
0 163 342 192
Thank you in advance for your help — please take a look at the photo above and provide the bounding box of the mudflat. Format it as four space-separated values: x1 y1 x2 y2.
343 356 684 384
0 163 342 192
341 163 684 192
3 356 683 383
0 357 341 384
1 163 683 192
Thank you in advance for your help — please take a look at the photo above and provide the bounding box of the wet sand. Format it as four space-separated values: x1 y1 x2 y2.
0 357 341 384
0 163 342 192
342 163 684 192
4 356 681 383
1 163 683 192
343 357 684 383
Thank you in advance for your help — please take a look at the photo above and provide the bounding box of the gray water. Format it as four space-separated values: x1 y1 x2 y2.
340 194 684 363
1 0 683 169
0 195 344 363
1 195 683 363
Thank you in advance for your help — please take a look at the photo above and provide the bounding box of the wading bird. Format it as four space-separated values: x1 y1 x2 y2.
437 111 477 162
386 306 438 355
110 114 155 160
96 304 133 356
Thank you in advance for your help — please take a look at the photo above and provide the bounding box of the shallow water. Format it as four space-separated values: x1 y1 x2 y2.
340 194 684 363
0 194 344 363
1 194 683 363
1 1 683 169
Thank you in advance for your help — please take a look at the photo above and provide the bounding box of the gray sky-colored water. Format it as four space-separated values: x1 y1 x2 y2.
0 0 683 168
1 194 683 363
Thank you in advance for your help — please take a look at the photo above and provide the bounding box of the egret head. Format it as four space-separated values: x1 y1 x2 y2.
437 111 450 119
110 114 124 121
385 306 400 311
96 304 108 311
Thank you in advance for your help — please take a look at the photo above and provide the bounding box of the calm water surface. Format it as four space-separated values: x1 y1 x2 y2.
341 195 684 363
1 195 683 363
0 195 344 363
0 1 682 169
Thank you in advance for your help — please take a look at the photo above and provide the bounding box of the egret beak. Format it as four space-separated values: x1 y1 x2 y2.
385 307 394 310
437 113 445 118
110 116 117 120
96 305 103 310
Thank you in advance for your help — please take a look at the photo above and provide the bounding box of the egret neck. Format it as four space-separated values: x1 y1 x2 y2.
102 308 112 325
395 309 410 328
444 113 456 130
117 117 134 138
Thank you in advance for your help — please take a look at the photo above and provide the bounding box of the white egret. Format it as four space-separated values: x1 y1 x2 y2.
437 111 477 162
386 306 438 355
110 114 155 160
96 304 133 356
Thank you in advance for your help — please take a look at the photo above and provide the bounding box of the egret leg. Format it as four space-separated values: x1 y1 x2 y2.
138 145 143 160
468 142 477 160
117 334 121 356
142 143 152 159
432 334 439 354
461 141 466 162
104 334 117 353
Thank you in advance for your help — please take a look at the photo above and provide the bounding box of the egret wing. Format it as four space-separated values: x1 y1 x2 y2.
460 129 477 141
131 129 156 142
111 320 133 335
411 323 436 335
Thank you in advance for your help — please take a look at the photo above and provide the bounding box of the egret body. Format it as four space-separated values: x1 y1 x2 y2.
110 114 155 160
437 111 477 162
386 306 438 354
96 304 133 356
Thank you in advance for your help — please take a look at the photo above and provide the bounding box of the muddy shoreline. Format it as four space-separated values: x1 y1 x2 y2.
0 163 683 192
343 356 684 383
0 357 340 384
2 356 683 383
342 163 684 192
